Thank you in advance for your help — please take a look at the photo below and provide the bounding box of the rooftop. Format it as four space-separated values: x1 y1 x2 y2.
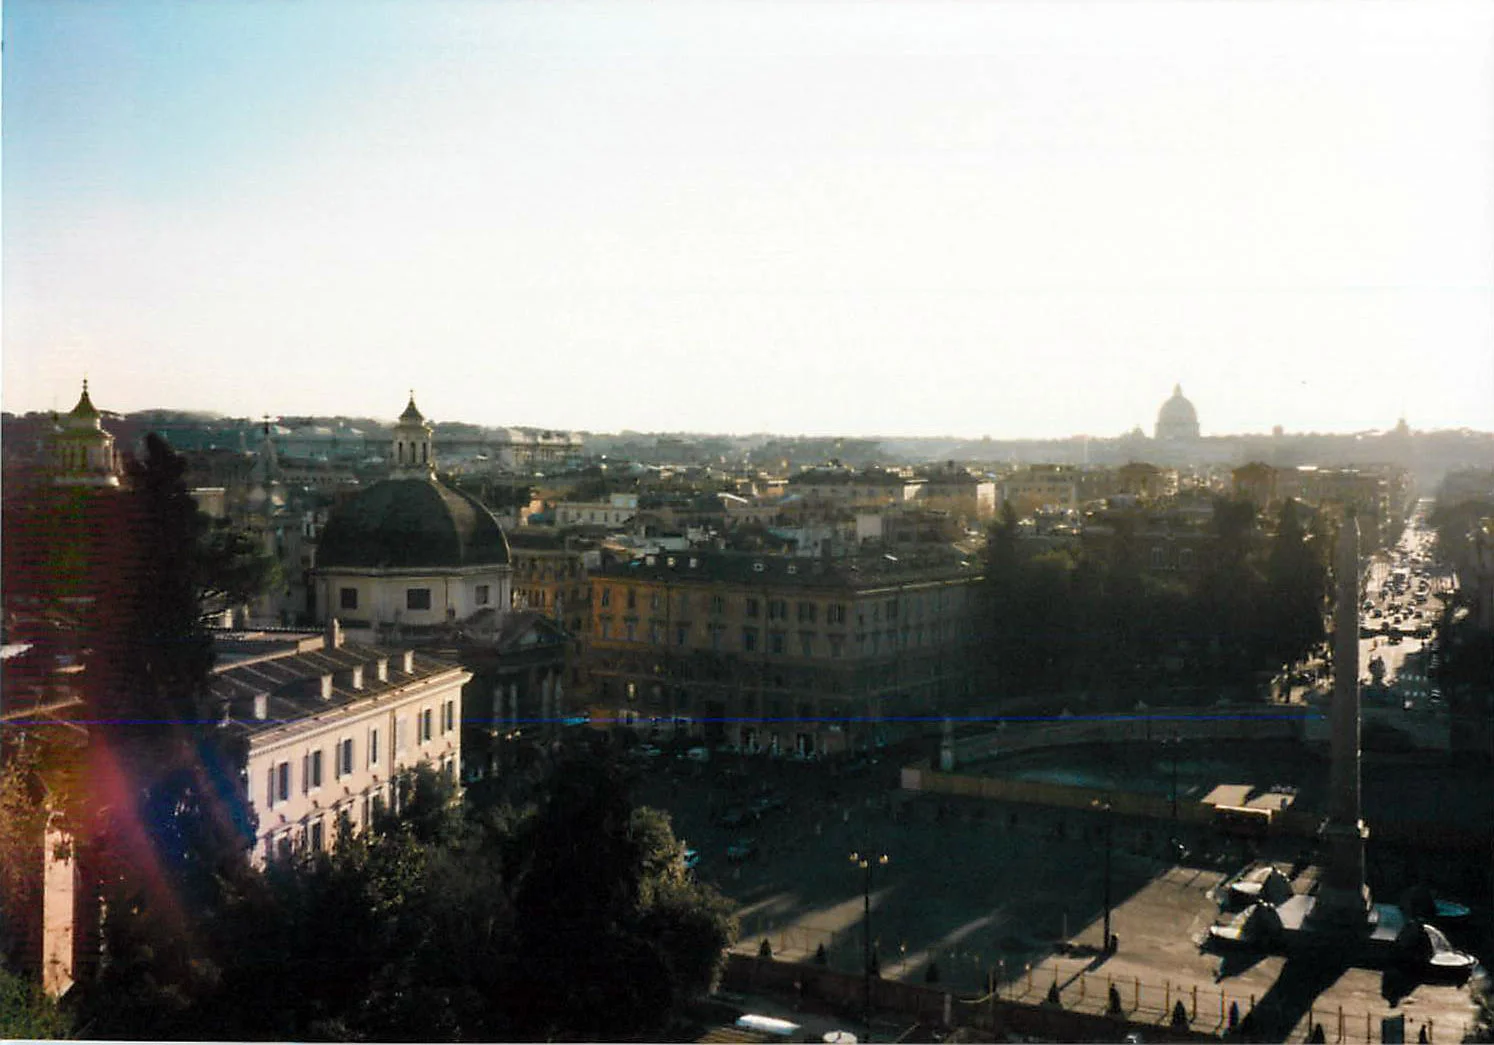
595 547 981 589
208 635 464 740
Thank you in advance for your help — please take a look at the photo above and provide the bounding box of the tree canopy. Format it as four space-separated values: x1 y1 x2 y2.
982 497 1328 704
75 751 737 1042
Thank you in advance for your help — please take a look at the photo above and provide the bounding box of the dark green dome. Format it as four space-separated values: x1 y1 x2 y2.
318 479 510 570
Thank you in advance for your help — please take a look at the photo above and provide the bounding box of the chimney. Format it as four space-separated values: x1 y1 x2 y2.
326 617 343 650
320 674 333 701
351 665 364 690
402 649 415 674
376 657 389 683
253 693 268 721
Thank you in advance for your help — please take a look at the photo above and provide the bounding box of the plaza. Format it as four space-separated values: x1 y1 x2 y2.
637 748 1487 1041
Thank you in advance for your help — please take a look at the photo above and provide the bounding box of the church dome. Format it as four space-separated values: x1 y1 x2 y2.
317 478 511 570
1155 384 1200 440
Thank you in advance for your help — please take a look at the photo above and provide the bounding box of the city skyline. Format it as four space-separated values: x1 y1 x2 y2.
5 1 1493 439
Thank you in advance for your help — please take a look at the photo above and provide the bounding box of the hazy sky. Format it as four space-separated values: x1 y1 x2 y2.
5 1 1493 439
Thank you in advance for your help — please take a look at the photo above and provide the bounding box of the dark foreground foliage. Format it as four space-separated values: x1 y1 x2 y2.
74 753 736 1041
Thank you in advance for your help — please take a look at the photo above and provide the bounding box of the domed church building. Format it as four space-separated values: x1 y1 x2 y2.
1154 383 1201 441
314 394 512 641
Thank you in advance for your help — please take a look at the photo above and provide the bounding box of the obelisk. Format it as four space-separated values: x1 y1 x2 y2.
1313 510 1373 926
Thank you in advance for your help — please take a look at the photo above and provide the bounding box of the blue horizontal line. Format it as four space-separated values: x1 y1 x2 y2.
5 710 1324 728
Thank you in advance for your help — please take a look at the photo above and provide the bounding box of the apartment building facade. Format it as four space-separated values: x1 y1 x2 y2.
583 549 984 755
210 625 470 864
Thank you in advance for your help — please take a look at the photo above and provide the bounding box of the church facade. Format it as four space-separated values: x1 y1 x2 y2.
313 395 513 641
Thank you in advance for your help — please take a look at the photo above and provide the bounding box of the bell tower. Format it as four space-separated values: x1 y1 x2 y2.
390 391 435 479
50 380 120 487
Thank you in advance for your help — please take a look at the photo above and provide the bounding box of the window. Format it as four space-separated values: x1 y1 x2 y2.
601 587 611 608
309 819 324 853
475 584 490 606
420 708 434 744
769 631 786 655
745 597 760 619
675 624 689 647
442 699 455 734
306 749 323 791
710 595 725 614
650 591 661 610
396 716 409 754
649 622 662 644
340 587 358 610
829 635 844 659
268 761 291 807
626 589 637 610
600 618 612 639
742 628 758 652
678 593 690 613
337 738 354 778
828 603 846 625
799 632 815 657
797 601 817 623
709 623 724 651
625 620 637 643
407 588 432 611
887 599 899 620
767 599 787 621
368 728 380 768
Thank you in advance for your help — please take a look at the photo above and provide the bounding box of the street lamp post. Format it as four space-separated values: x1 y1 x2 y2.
1092 796 1114 952
851 850 888 1041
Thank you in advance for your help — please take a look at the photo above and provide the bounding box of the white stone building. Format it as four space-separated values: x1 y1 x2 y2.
210 624 470 864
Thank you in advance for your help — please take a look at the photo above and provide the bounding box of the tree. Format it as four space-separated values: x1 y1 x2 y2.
506 751 662 1039
1264 499 1327 672
75 735 735 1041
0 743 48 967
0 963 74 1039
194 520 280 620
71 434 260 1038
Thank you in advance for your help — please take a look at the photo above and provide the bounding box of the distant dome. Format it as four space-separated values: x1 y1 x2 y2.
317 478 510 570
1155 384 1200 440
